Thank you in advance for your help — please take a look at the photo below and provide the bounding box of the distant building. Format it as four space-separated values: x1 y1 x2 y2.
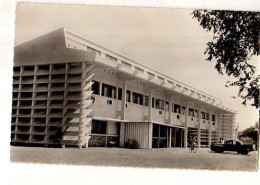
11 28 237 149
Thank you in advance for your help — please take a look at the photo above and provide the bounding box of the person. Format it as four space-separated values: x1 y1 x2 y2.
190 136 197 153
219 138 225 144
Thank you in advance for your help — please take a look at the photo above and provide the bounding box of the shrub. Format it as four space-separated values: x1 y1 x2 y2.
125 139 140 149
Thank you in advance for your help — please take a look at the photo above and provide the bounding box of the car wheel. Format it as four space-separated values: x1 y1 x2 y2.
241 151 248 155
215 149 223 153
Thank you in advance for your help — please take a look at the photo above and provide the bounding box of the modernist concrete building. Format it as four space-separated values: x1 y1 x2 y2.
11 28 237 149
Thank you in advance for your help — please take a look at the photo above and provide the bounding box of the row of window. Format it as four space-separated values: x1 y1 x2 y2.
92 81 216 120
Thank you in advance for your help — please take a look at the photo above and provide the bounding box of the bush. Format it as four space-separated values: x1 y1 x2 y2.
125 139 140 149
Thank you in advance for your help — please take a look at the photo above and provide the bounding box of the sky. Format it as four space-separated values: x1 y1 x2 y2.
15 3 259 131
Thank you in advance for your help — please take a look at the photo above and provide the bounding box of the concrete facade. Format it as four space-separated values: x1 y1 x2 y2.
11 28 237 149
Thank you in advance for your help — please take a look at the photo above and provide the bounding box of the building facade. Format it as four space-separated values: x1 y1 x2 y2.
11 28 237 149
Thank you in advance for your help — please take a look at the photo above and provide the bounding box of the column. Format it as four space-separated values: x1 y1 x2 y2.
148 122 153 149
99 82 102 96
121 80 127 120
217 112 221 141
169 128 172 148
142 93 146 106
222 113 225 139
119 80 127 147
148 89 153 149
174 129 177 147
184 101 189 148
208 111 212 147
148 89 153 121
197 106 201 148
168 96 173 124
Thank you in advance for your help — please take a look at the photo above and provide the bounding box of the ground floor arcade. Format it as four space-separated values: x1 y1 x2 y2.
87 120 219 149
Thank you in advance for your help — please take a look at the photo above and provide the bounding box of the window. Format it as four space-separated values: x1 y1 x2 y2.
155 99 160 109
107 100 112 105
91 120 107 134
126 90 131 102
212 114 216 122
152 97 155 108
154 98 164 110
144 95 148 106
174 104 181 114
132 92 143 105
160 125 167 138
206 113 209 120
201 112 206 119
188 108 194 117
118 88 122 100
181 106 186 115
101 83 116 99
152 124 159 137
92 81 100 95
159 100 164 110
165 101 169 111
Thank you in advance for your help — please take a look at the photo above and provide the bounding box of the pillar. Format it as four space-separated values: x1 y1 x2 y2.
222 113 225 139
184 101 189 148
174 129 177 147
121 80 127 120
168 96 173 124
148 122 153 149
99 82 102 96
119 80 127 147
169 128 172 148
197 107 201 148
148 89 153 149
216 112 220 141
208 111 212 147
148 89 153 121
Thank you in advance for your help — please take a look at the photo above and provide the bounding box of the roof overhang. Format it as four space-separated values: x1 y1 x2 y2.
14 27 236 114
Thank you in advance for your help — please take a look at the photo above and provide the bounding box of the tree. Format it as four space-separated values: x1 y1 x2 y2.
192 10 259 108
240 126 258 142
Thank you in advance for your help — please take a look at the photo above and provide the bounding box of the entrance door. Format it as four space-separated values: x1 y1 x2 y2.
175 128 183 147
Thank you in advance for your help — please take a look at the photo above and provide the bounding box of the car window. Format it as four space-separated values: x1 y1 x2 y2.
225 141 231 145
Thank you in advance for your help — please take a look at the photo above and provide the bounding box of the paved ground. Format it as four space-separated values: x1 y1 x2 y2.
10 146 258 171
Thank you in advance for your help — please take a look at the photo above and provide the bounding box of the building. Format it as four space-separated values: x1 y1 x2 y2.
11 28 237 149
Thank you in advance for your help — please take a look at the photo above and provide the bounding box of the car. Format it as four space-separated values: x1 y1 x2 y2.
210 140 252 155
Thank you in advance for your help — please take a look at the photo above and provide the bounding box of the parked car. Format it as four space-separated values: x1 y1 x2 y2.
210 140 252 155
239 137 254 151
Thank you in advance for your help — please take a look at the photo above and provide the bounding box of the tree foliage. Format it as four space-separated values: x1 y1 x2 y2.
192 10 259 108
239 123 259 143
